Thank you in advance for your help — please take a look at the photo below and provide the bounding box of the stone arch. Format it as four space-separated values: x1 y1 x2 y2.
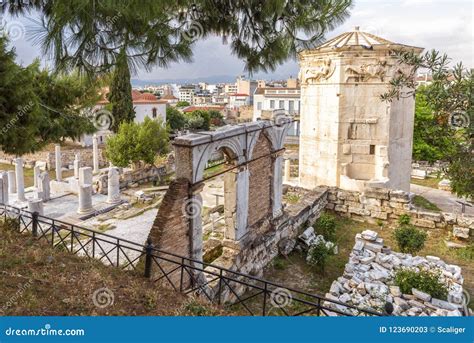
193 137 245 184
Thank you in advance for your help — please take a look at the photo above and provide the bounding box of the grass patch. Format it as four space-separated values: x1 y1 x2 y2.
283 193 300 204
412 195 441 212
0 220 227 316
0 163 74 188
410 177 441 189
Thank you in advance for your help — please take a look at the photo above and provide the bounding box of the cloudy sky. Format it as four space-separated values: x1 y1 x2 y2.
3 0 473 81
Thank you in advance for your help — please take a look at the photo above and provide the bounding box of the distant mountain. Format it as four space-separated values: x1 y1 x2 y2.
132 75 236 86
132 73 296 86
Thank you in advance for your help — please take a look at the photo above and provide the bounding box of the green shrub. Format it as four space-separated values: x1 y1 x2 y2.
393 225 427 254
314 213 337 240
398 214 411 225
394 268 448 300
306 241 333 273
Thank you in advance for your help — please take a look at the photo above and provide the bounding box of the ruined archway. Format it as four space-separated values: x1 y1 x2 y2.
147 119 293 277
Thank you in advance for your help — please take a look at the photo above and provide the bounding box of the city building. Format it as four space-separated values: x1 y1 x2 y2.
178 84 198 103
253 82 301 137
78 89 167 146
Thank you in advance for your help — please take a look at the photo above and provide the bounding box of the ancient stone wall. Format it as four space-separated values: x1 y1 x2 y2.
248 133 273 226
147 178 192 287
0 148 107 170
95 165 167 194
209 186 328 300
326 187 473 238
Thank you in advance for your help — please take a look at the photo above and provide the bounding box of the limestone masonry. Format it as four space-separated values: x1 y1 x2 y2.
298 27 423 192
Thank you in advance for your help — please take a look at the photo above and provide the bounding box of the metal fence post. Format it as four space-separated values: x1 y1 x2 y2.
32 211 39 237
144 238 153 278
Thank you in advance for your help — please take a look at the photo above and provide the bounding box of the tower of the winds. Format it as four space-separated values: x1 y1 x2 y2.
298 27 423 192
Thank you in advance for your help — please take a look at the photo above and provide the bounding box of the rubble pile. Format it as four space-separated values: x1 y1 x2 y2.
325 230 467 316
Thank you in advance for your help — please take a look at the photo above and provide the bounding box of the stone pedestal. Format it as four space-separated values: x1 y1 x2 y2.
55 144 62 181
73 153 81 179
284 159 291 183
33 164 41 188
79 167 93 187
15 157 26 201
0 171 8 204
38 171 51 201
77 184 94 215
106 167 121 204
28 199 44 215
92 135 99 174
7 170 16 193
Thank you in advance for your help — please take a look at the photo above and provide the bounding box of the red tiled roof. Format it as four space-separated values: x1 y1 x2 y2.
182 106 225 113
98 89 166 105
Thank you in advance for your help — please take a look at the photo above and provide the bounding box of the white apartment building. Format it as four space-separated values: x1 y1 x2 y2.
253 87 301 137
178 85 199 103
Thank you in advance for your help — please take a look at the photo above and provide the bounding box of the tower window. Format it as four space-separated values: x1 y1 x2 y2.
369 145 375 155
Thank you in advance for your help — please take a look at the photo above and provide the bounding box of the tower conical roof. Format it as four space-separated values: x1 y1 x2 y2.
310 26 422 52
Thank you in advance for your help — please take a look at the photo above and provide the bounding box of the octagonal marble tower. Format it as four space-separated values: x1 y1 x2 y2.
298 27 423 192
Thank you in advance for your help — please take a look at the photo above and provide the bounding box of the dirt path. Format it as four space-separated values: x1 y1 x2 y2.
410 184 474 215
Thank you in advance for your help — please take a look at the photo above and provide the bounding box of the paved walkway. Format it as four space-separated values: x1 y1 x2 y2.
410 184 474 215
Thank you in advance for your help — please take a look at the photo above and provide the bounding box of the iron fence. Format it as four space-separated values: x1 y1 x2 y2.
0 203 383 317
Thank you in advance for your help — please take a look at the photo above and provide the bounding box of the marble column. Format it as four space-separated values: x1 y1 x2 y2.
33 164 41 188
284 159 291 183
55 144 62 181
7 170 16 193
73 153 81 179
272 154 284 218
92 134 99 174
28 198 44 215
38 171 50 201
0 171 8 204
224 167 249 241
77 184 94 215
79 167 93 186
106 167 121 204
15 157 26 201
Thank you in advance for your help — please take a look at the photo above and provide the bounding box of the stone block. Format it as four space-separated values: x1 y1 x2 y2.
334 204 347 213
348 206 370 216
364 188 390 200
389 190 410 203
388 201 405 209
412 218 436 229
417 211 442 222
457 215 474 228
325 203 335 210
452 226 470 239
412 288 431 302
371 211 388 220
